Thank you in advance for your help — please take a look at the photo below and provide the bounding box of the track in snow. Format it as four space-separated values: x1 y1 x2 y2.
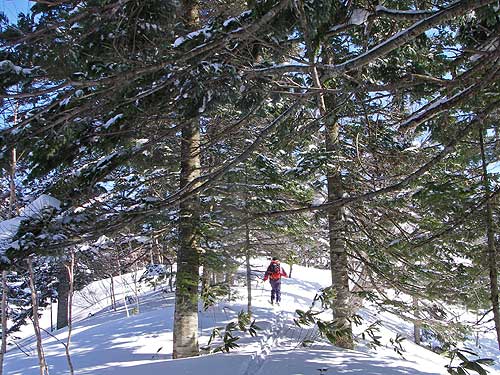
239 309 290 375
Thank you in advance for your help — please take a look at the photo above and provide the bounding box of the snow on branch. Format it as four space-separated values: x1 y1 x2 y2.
375 5 435 20
0 60 38 76
399 55 500 132
255 101 499 219
348 9 371 25
3 0 133 47
68 102 296 237
251 0 496 78
398 84 477 132
176 0 290 61
150 101 298 211
323 0 497 78
326 3 436 38
0 195 61 254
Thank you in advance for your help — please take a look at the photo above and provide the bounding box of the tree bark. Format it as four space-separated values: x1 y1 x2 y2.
169 264 174 293
245 223 252 316
109 273 116 311
173 116 201 358
479 126 500 349
172 0 202 359
309 63 353 350
0 271 8 375
1 145 17 375
50 301 53 332
118 260 130 318
9 148 18 216
413 297 421 345
27 257 49 375
325 119 353 349
64 252 75 375
201 265 209 297
296 2 352 345
180 0 199 29
133 262 140 315
56 263 69 330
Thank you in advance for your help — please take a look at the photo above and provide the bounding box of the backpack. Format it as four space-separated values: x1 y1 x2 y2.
268 262 281 280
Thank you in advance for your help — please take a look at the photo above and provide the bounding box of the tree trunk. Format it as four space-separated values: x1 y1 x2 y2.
325 123 353 349
50 301 53 332
1 146 17 375
56 263 69 330
311 64 353 349
289 263 293 278
9 148 19 216
27 257 49 375
169 264 174 293
173 116 201 358
133 263 140 315
172 0 202 359
245 224 252 316
296 2 353 347
2 146 16 374
413 297 421 345
201 265 209 296
479 127 500 349
118 260 130 318
0 271 8 375
181 0 199 28
109 273 116 311
64 252 75 375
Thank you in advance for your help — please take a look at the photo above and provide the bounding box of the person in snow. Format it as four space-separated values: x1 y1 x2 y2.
263 257 288 305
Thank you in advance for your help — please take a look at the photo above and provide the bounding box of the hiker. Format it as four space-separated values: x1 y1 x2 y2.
263 257 288 305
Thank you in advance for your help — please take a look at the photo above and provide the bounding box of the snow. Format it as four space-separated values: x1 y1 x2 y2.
399 85 474 130
0 217 22 242
197 90 213 113
59 97 71 106
173 36 186 48
222 9 251 28
139 22 161 32
470 37 499 62
0 60 37 76
0 195 61 242
349 9 371 25
223 17 237 27
134 138 149 146
68 3 84 15
3 260 499 375
375 5 433 16
103 114 123 129
172 26 213 48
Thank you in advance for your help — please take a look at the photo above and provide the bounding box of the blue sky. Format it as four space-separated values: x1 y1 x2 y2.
1 0 30 23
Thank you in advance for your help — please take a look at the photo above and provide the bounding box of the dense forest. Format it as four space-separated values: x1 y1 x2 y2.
0 0 499 373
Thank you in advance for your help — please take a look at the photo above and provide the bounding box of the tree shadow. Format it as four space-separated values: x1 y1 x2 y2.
260 345 446 375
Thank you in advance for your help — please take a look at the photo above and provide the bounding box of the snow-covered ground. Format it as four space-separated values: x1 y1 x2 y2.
4 260 499 375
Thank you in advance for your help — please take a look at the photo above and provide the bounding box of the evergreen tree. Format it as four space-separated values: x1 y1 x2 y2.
0 0 498 359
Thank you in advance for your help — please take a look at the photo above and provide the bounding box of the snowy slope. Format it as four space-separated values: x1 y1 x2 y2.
4 260 499 375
